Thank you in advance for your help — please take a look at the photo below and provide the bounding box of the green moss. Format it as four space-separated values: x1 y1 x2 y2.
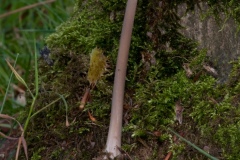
185 58 240 159
24 0 240 159
31 147 46 160
87 48 107 85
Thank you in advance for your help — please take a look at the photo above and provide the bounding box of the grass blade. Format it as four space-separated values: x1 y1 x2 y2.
168 128 219 160
0 54 19 113
34 36 39 96
6 60 27 86
30 97 61 119
55 93 70 127
5 59 34 99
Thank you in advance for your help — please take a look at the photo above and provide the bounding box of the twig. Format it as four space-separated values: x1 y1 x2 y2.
164 152 172 160
79 87 90 110
0 0 56 19
116 146 133 160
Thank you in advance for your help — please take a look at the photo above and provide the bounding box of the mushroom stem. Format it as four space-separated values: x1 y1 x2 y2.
105 0 138 158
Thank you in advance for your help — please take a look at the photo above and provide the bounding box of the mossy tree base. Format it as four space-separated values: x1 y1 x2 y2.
23 0 240 159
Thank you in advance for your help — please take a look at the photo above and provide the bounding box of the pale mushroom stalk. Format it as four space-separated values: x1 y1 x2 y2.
105 0 138 158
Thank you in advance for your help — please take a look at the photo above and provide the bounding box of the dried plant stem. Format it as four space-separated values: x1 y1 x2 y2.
79 87 90 109
164 152 172 160
105 0 138 158
0 0 56 19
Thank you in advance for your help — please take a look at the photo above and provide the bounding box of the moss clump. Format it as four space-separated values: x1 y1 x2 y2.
87 47 107 85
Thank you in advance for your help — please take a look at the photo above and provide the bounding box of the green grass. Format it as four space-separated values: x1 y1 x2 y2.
0 2 74 159
168 128 218 160
0 0 74 115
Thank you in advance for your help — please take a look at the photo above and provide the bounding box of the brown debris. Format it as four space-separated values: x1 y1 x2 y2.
175 100 184 124
203 64 218 76
79 87 90 110
88 111 97 122
183 63 193 78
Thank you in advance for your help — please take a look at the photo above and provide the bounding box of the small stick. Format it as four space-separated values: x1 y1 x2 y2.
88 110 97 122
164 152 172 160
79 87 90 110
116 146 133 160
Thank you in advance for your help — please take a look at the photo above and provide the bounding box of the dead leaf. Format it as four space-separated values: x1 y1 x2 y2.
110 11 115 22
203 64 218 76
90 141 96 148
183 63 193 78
175 100 184 124
203 146 210 153
193 70 202 82
173 135 177 142
6 60 27 87
153 131 161 137
209 97 218 104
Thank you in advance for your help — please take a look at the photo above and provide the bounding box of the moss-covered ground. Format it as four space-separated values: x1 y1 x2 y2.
1 0 240 159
